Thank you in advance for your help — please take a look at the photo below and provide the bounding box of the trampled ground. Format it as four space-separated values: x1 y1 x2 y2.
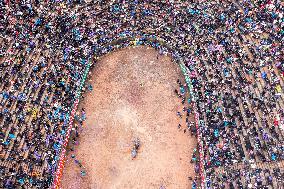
60 46 196 189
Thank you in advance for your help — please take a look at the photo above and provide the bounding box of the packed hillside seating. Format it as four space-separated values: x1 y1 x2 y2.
0 0 283 188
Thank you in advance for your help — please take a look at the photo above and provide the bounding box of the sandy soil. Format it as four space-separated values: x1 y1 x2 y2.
60 46 197 189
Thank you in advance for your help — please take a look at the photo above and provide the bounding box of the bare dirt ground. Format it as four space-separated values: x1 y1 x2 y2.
60 46 197 189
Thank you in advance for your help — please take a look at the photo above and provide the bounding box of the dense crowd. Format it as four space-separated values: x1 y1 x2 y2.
0 0 283 188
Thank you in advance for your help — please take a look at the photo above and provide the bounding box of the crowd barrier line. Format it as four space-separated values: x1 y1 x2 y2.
52 37 207 189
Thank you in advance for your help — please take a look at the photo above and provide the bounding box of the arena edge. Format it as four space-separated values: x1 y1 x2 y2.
52 37 207 189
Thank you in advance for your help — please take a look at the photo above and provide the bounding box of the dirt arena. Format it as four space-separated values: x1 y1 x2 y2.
60 46 197 189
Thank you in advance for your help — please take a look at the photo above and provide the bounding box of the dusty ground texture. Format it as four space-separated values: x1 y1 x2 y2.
60 46 197 189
